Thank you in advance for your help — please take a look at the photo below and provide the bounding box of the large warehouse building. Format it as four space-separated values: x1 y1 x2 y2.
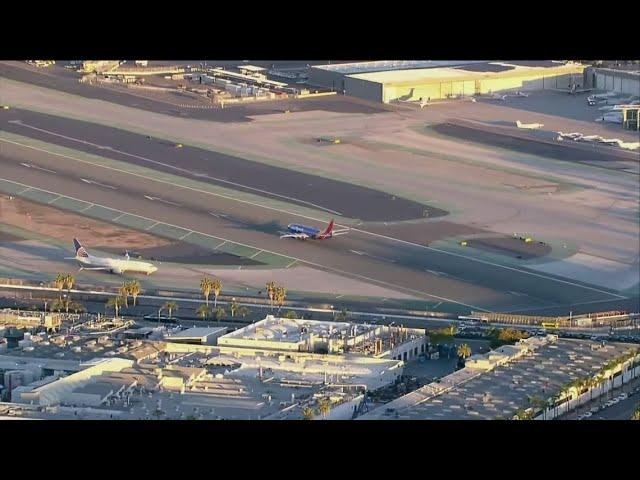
585 67 640 96
308 60 587 103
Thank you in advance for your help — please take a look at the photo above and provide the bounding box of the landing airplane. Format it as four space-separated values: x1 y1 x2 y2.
279 219 349 240
66 238 158 275
516 120 544 130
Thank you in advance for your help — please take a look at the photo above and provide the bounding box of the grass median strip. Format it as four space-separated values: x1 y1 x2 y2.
0 177 294 269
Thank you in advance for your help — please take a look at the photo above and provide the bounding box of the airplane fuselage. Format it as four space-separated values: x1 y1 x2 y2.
76 254 158 275
287 224 323 239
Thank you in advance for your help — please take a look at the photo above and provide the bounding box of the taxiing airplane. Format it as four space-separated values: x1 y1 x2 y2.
279 219 349 240
516 120 544 130
66 238 158 275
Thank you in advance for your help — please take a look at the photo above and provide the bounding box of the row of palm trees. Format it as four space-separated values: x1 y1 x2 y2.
533 348 640 419
51 273 85 314
302 397 332 420
265 281 287 312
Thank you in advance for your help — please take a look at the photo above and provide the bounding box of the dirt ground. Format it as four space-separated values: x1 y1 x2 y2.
0 195 170 249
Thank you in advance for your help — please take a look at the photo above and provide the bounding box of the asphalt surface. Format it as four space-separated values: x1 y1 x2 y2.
0 62 388 122
0 136 630 315
1 108 437 222
431 122 640 167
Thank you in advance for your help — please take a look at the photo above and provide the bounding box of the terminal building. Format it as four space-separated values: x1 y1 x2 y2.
308 60 586 103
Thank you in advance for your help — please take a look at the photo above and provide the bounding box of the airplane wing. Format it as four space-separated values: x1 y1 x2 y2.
279 233 309 239
78 266 111 271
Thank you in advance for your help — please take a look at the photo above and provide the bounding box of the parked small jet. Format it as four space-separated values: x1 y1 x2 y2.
66 238 158 275
279 219 349 240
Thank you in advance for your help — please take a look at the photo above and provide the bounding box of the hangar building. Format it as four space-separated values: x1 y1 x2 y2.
585 67 640 96
308 60 587 104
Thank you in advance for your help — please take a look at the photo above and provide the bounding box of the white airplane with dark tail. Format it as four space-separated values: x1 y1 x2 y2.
66 238 158 275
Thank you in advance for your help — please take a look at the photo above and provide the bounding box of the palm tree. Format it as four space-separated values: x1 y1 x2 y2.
284 310 297 320
200 277 213 306
214 307 226 322
457 343 472 359
196 304 211 320
164 301 178 319
528 395 547 420
70 301 86 314
211 278 222 308
274 286 286 313
63 273 75 299
119 282 131 308
266 281 277 310
318 398 331 419
106 296 123 318
238 306 250 319
632 405 640 421
50 299 66 313
53 273 66 299
128 280 141 306
230 299 239 318
302 407 315 420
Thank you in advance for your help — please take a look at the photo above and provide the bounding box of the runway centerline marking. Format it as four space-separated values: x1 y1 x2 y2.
6 121 342 216
80 178 117 190
0 137 624 302
19 162 56 174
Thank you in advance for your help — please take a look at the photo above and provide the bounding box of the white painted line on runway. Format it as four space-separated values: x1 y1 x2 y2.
7 122 342 216
426 269 445 276
2 137 618 301
508 291 527 297
145 222 160 231
209 212 229 219
17 187 32 194
79 203 95 212
143 195 181 207
285 260 298 268
249 250 263 259
19 162 57 174
112 213 126 222
80 178 117 190
213 241 227 249
179 231 193 241
47 195 62 204
433 301 443 309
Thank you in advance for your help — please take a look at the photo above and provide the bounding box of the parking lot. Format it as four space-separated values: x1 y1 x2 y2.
567 377 640 420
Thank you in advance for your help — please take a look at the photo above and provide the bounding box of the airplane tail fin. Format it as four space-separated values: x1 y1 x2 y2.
516 120 522 127
320 219 335 238
73 238 89 258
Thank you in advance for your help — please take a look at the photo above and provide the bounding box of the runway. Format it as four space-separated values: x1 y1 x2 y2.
1 108 437 221
0 133 628 315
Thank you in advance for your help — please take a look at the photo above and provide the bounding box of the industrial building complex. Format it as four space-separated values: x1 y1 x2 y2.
308 60 588 103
